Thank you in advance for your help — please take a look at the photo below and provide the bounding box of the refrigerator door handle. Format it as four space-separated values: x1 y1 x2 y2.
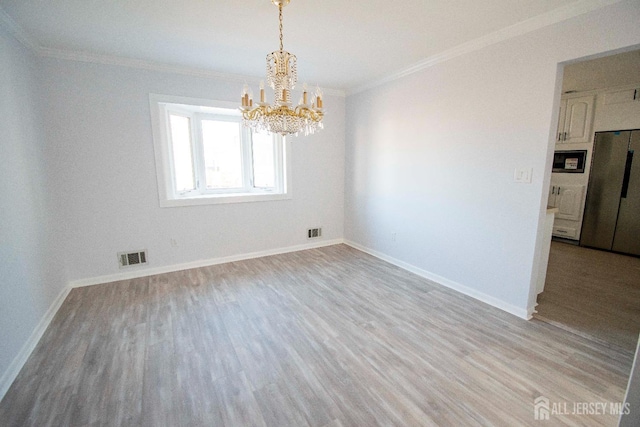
621 150 634 199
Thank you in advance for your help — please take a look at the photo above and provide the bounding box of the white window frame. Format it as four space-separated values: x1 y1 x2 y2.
149 94 291 207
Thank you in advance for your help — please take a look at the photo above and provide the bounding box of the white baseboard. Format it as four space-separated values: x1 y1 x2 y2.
527 303 538 319
69 238 345 288
344 240 531 320
0 284 71 401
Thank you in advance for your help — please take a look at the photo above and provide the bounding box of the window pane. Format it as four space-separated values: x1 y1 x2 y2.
169 114 195 192
252 132 275 188
202 120 243 189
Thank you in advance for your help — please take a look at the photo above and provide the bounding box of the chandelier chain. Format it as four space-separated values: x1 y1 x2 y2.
279 4 284 51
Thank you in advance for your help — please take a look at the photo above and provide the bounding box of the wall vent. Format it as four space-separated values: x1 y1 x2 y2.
118 250 148 268
307 227 322 239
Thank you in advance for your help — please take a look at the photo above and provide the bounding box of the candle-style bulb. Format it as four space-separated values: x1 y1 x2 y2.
241 83 250 107
315 86 323 109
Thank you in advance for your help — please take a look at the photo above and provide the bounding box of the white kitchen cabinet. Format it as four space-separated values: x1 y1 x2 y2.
548 184 584 221
552 225 578 239
556 95 595 144
547 183 556 207
604 87 640 105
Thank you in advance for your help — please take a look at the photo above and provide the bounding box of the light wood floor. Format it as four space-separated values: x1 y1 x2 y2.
0 244 634 426
536 241 640 354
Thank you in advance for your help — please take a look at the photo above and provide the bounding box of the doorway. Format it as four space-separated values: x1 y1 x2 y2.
535 48 640 354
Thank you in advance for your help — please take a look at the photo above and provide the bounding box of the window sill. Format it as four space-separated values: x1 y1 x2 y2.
159 192 291 208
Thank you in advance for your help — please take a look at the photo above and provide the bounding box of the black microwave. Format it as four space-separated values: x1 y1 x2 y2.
552 150 587 173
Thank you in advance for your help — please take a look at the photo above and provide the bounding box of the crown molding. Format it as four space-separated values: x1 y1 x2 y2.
348 0 625 95
0 5 345 97
39 46 254 84
1 0 624 97
37 47 346 97
0 7 40 52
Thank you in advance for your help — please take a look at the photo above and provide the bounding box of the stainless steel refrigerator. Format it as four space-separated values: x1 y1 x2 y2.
581 130 640 256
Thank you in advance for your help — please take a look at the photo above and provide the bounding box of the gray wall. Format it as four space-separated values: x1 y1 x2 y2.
344 0 640 317
0 26 66 392
38 57 345 284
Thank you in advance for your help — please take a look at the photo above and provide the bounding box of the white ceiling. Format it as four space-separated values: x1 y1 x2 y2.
0 0 615 91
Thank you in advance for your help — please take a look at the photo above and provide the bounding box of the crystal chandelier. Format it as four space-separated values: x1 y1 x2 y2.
240 0 324 136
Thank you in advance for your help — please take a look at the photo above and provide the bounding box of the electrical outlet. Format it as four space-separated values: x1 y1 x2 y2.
391 232 397 242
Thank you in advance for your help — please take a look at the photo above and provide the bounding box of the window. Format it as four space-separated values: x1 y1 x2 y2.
150 95 290 207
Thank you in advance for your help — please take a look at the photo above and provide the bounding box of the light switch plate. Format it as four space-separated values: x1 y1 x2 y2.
514 168 533 183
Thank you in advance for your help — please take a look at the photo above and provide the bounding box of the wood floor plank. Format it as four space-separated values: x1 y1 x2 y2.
0 244 635 426
141 340 178 427
254 380 311 427
214 371 267 427
277 345 345 427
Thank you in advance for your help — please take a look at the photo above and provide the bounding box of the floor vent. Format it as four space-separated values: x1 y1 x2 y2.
307 227 322 239
118 250 148 268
